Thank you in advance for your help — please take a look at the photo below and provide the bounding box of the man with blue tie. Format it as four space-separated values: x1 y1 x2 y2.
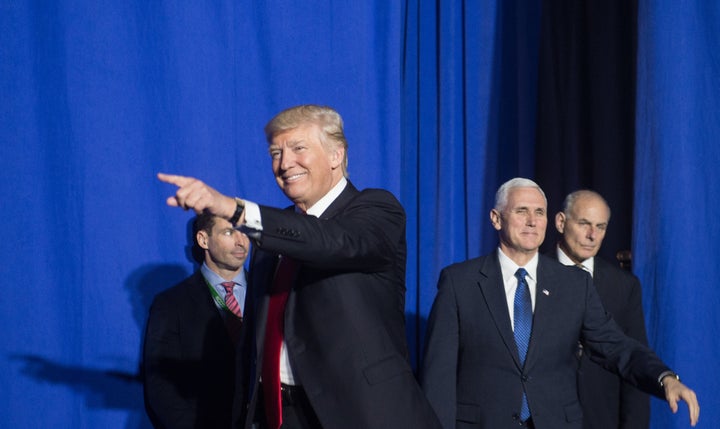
420 177 699 429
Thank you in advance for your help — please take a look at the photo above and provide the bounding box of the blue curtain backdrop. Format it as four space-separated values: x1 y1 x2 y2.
1 2 410 427
0 1 715 428
402 0 540 365
634 1 720 427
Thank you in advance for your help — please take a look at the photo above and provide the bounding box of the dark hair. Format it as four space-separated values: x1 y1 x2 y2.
192 212 217 245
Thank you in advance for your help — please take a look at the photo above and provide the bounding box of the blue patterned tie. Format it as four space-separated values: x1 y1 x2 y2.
514 268 532 421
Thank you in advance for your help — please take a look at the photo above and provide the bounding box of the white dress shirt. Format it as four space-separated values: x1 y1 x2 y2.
556 246 594 277
497 248 538 330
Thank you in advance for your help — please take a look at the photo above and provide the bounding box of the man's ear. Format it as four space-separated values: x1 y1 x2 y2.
555 212 566 234
197 230 209 250
330 147 344 169
490 209 502 231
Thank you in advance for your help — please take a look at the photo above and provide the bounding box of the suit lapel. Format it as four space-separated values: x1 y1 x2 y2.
476 253 523 368
189 271 221 317
318 180 359 220
524 256 555 369
282 182 358 346
591 258 610 302
253 182 360 356
250 249 279 351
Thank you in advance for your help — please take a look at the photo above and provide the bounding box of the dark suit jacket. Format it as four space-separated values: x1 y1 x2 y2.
235 181 441 429
561 255 650 429
420 252 668 429
143 271 237 429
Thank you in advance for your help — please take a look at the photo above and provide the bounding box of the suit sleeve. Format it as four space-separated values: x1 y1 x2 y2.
618 275 650 429
420 268 459 429
143 296 194 429
580 274 669 399
252 189 405 272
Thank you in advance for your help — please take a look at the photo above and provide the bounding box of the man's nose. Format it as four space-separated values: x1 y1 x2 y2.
279 149 295 170
587 226 596 239
526 214 537 226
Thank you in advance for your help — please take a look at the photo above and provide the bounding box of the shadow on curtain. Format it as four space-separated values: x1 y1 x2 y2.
1 1 716 428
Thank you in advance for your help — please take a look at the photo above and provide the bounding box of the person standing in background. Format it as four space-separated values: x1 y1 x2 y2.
554 190 649 429
420 177 699 429
143 213 249 429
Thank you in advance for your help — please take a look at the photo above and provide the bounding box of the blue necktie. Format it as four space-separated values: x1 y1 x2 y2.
514 268 532 421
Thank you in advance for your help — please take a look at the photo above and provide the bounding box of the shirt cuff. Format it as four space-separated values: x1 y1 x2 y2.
242 200 263 232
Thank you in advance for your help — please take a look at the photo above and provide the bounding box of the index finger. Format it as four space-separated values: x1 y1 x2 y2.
686 392 699 426
157 172 193 187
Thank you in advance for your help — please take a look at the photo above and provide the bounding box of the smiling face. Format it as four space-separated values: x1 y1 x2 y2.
269 123 344 212
555 193 610 264
491 186 547 264
197 217 249 279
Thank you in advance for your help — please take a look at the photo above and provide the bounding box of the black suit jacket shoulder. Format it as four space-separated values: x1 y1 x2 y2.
143 271 236 429
255 184 406 270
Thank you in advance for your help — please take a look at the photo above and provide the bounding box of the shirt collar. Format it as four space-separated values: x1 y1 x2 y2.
304 177 347 218
200 262 247 289
556 246 594 276
497 248 539 283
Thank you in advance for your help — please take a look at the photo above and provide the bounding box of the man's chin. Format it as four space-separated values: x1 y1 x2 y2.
280 185 303 200
281 190 305 205
282 194 302 205
576 249 596 260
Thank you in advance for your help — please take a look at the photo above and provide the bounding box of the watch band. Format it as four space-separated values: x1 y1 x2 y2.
229 198 245 225
658 371 680 388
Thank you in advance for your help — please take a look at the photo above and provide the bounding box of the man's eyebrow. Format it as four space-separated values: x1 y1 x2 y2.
270 138 304 148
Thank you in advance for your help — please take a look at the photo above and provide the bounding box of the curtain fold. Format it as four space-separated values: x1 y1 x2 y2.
535 0 638 260
1 2 405 427
401 0 540 367
2 1 714 428
634 1 720 427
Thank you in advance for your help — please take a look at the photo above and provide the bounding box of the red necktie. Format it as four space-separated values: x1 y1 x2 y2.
221 282 243 318
221 281 243 343
262 256 298 429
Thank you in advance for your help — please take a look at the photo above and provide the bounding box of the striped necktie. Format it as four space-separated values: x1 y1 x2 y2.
221 281 243 318
221 281 242 343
